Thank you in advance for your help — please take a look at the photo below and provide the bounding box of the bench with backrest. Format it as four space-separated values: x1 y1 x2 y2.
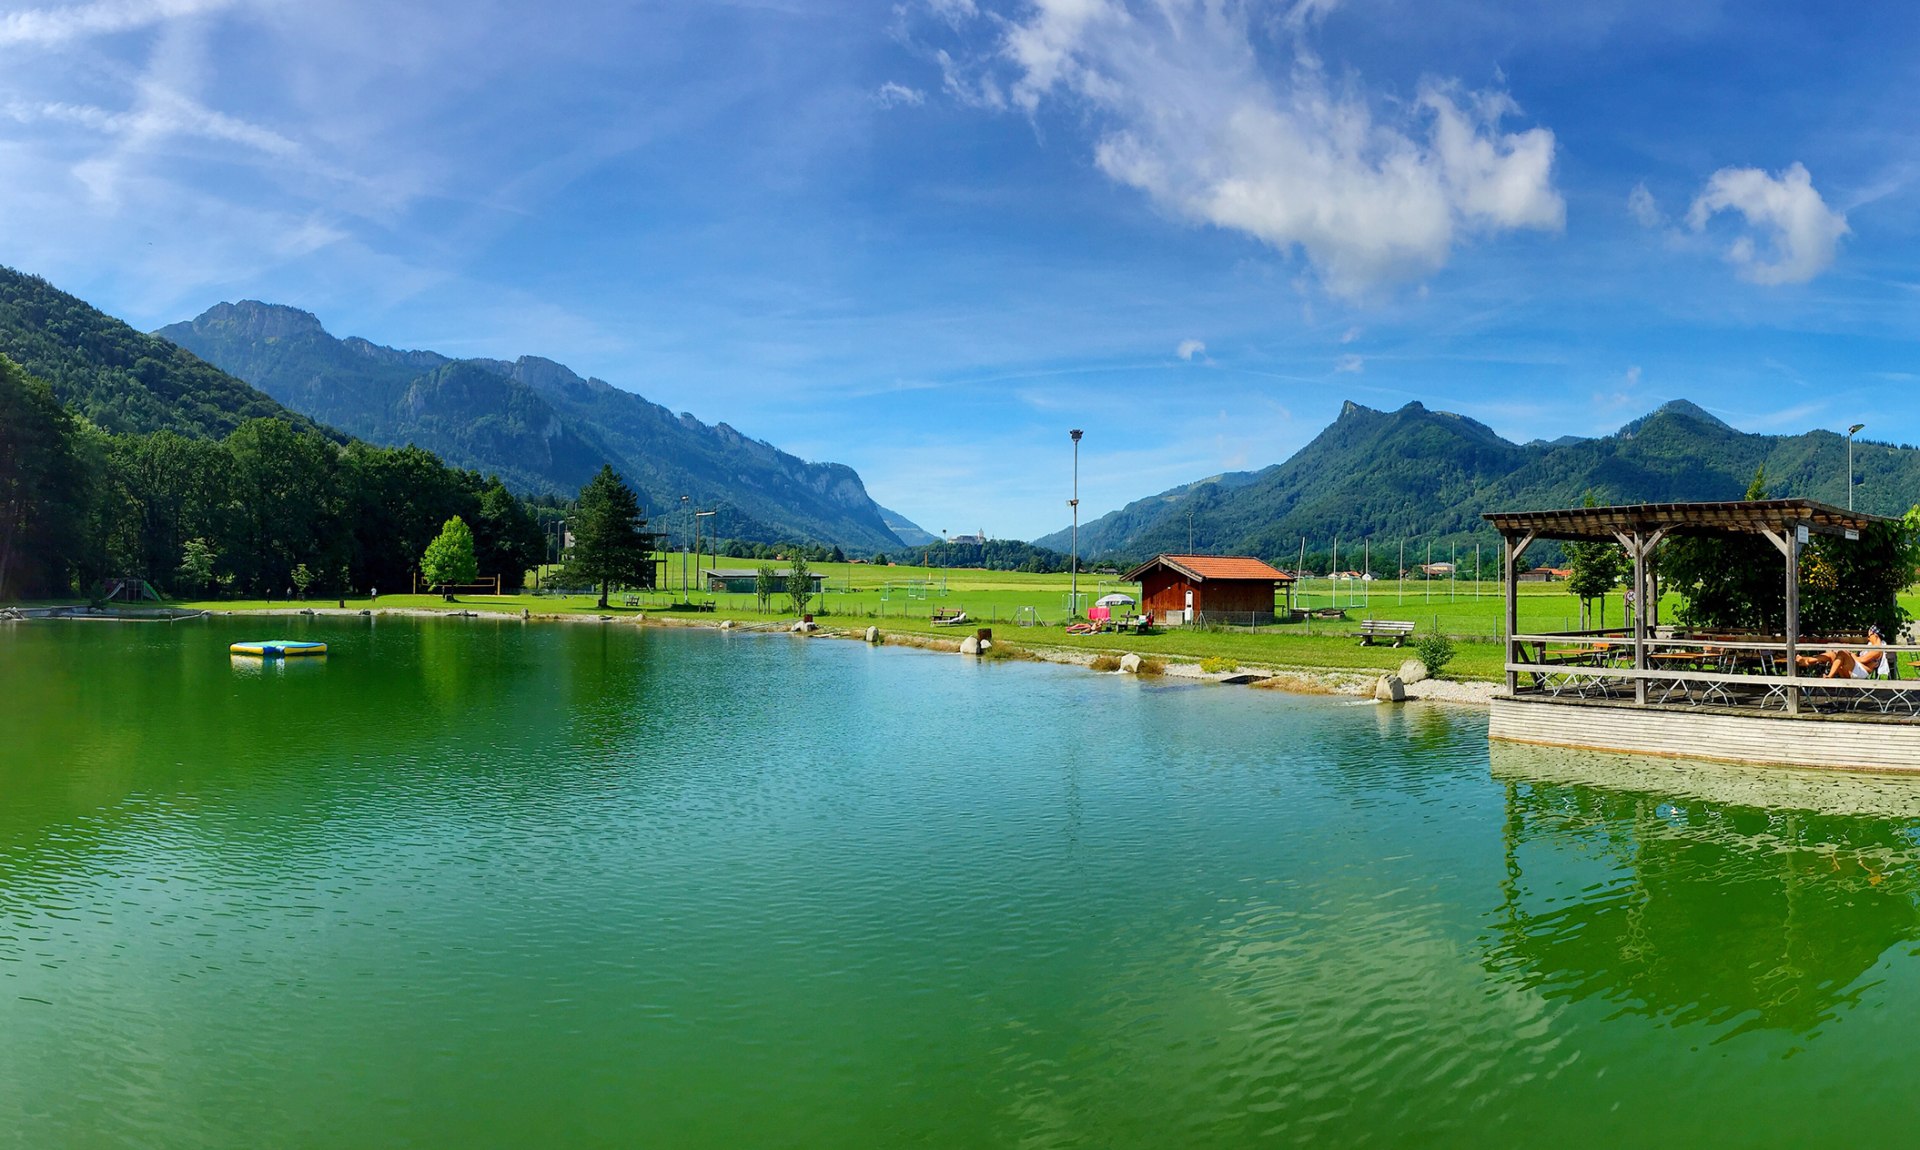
1358 619 1416 647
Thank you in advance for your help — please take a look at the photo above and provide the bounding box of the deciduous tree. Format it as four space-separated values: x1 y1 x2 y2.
420 516 479 598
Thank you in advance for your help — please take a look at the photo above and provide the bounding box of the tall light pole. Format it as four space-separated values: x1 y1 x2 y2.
694 509 716 599
1070 429 1083 618
1848 423 1865 511
679 494 689 603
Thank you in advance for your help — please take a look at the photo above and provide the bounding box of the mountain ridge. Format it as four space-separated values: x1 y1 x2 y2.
157 301 904 552
1035 399 1920 563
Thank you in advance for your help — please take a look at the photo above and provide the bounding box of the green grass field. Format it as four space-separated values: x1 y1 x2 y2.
116 554 1920 685
619 554 1656 636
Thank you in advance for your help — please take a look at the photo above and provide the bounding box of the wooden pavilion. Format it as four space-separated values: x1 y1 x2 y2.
1483 498 1920 772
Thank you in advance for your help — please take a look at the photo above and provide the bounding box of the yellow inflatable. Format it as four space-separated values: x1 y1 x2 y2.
229 640 328 658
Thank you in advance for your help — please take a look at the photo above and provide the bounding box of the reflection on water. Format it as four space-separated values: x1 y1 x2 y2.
229 653 328 675
1487 743 1920 1038
19 619 1920 1145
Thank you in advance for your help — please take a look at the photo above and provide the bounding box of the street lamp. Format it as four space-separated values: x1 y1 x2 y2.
1069 429 1083 618
1848 423 1866 511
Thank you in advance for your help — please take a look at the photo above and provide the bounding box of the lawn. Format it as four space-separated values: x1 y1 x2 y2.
110 558 1920 686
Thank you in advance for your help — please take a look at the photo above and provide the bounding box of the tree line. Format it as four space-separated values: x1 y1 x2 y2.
0 353 612 601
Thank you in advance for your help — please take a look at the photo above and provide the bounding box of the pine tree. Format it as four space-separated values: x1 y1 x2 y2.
569 465 653 608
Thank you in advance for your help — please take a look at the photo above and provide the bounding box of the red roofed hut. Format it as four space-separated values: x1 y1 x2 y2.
1121 554 1294 626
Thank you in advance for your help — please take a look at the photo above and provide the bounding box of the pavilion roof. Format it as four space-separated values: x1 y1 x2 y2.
1481 498 1893 543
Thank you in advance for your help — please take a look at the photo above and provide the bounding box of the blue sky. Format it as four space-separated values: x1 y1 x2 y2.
3 0 1919 540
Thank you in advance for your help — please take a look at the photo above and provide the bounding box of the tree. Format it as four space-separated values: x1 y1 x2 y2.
0 355 85 600
755 562 778 612
474 477 544 591
291 562 315 600
787 554 814 617
568 465 653 608
178 538 217 597
420 516 478 599
1654 466 1784 634
225 418 344 595
1563 493 1625 628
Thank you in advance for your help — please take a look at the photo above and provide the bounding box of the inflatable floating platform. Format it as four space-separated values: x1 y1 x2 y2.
229 640 328 658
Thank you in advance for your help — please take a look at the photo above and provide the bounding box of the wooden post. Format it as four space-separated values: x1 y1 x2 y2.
1785 523 1801 715
1504 531 1529 697
1631 532 1648 705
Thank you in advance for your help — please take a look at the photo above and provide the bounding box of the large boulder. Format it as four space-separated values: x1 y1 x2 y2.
789 620 817 634
718 619 735 629
1398 658 1428 685
864 626 880 644
1374 675 1407 702
1119 653 1142 674
960 635 982 655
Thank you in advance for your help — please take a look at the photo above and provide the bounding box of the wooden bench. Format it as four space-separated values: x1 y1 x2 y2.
1357 619 1416 647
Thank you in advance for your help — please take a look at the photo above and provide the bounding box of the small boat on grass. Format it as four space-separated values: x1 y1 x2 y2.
230 640 328 658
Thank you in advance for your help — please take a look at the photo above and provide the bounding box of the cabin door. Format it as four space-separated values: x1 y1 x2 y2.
1184 587 1194 623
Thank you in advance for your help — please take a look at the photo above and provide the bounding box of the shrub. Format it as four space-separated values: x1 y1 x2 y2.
1090 654 1122 672
1137 657 1167 676
1416 634 1455 678
1200 656 1237 675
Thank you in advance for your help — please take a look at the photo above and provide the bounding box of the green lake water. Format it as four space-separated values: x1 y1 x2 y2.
7 617 1920 1147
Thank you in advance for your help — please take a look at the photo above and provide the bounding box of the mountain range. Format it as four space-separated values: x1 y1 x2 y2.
156 301 916 552
1036 399 1920 563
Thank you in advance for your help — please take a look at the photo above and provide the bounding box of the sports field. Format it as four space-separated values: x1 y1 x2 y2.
171 551 1920 683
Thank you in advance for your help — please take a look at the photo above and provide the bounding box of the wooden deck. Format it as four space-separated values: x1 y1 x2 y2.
1490 693 1920 774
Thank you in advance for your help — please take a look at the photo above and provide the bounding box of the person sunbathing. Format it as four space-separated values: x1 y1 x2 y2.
1825 649 1867 679
1815 627 1888 679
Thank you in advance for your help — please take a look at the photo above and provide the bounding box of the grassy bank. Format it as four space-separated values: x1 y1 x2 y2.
56 558 1920 685
154 590 1499 681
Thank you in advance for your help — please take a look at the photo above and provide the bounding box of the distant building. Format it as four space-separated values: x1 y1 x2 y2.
1420 562 1456 576
1121 554 1294 625
1518 566 1573 583
947 529 988 545
704 568 826 594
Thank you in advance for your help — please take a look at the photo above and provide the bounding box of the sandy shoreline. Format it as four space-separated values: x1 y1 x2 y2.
197 603 1498 708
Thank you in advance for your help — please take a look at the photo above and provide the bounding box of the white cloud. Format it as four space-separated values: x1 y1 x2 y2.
1685 162 1849 285
0 0 239 46
933 0 1563 297
1334 353 1363 373
1176 337 1206 360
1624 364 1641 386
875 81 924 108
1339 325 1360 343
1627 181 1661 228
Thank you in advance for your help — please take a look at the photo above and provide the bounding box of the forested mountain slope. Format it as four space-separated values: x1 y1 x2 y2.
158 302 903 551
0 267 315 438
1039 400 1920 565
